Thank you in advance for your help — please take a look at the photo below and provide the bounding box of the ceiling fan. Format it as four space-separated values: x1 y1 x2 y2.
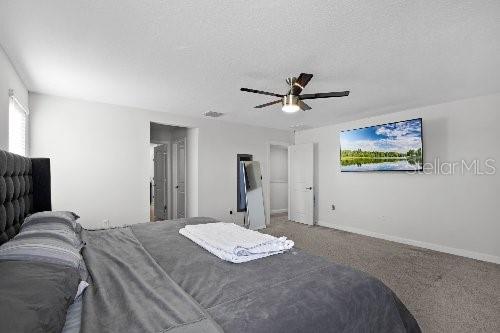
240 73 349 113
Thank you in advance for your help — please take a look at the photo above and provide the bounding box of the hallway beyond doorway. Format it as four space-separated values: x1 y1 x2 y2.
150 122 188 222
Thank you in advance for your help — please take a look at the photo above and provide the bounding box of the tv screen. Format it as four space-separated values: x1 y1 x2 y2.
340 118 423 172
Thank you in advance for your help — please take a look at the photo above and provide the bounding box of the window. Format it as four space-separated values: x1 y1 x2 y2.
8 90 29 156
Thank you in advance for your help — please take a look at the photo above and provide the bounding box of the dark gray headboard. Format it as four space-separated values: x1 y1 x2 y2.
0 150 51 245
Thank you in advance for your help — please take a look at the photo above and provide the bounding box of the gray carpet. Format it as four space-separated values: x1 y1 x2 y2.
262 214 500 333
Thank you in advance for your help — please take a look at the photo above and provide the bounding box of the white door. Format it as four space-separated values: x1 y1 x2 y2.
173 138 186 219
288 143 314 225
154 144 168 221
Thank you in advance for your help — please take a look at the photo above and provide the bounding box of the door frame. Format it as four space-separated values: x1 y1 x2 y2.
265 141 291 226
172 137 187 219
151 141 172 220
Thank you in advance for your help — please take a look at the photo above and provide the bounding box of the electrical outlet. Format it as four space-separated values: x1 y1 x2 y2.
229 210 233 215
331 204 335 211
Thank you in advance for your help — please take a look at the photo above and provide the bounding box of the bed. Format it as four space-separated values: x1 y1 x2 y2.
0 150 420 332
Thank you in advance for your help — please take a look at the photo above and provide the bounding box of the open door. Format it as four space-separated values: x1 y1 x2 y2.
173 138 186 219
288 143 314 225
154 144 168 221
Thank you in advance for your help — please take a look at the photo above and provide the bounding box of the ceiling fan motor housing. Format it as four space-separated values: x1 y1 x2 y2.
286 77 297 85
283 95 298 105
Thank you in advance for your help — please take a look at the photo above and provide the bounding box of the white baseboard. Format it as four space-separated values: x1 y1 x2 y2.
316 220 500 265
271 209 287 215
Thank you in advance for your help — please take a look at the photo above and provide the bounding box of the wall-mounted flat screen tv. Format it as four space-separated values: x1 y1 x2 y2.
340 118 423 172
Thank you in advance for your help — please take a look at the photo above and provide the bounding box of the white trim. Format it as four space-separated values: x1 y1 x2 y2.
152 143 171 220
173 137 187 219
9 89 29 115
271 209 287 215
8 90 30 156
265 141 291 226
317 220 500 264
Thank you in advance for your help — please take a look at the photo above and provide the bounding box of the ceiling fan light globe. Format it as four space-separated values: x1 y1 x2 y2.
282 95 300 113
282 104 300 113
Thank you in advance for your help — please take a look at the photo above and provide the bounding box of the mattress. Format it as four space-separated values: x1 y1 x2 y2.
81 217 420 332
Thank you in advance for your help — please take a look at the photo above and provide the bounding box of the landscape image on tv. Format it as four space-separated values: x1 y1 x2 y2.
340 118 423 172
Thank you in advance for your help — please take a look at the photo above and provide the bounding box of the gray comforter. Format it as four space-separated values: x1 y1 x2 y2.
81 217 420 333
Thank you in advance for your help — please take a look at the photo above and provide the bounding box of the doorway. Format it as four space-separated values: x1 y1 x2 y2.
150 122 188 222
173 137 186 219
152 143 169 221
270 145 288 216
265 141 290 225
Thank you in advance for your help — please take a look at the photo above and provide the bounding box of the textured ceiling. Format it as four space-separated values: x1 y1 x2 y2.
1 0 499 130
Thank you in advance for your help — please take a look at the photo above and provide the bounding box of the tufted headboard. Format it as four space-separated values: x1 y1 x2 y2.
0 150 52 245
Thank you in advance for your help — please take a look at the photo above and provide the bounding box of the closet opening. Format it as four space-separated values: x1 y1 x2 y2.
267 142 289 225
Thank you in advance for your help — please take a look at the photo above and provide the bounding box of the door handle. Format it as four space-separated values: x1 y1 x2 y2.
306 187 313 190
175 185 179 189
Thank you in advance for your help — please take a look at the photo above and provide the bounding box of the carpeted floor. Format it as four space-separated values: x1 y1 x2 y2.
262 213 500 333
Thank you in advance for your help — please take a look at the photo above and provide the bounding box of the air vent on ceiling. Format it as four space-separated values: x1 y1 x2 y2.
290 124 311 131
203 111 224 118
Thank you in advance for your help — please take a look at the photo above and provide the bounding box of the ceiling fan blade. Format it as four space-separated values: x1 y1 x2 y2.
240 87 284 98
290 73 314 95
298 100 312 111
299 91 350 100
254 99 282 109
297 73 314 86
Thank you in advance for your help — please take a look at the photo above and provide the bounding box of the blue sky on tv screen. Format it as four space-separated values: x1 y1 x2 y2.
340 119 422 153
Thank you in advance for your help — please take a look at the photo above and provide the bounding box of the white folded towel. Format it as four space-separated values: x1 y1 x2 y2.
179 222 294 263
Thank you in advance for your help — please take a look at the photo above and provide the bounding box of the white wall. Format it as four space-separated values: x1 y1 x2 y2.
295 93 500 263
0 46 28 151
270 145 288 214
30 93 291 228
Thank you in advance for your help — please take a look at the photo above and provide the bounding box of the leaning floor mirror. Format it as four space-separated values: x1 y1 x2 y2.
242 161 266 230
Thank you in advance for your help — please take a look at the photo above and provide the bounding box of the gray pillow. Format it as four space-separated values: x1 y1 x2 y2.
20 212 83 249
14 228 83 249
0 223 88 280
0 261 80 333
23 211 81 233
